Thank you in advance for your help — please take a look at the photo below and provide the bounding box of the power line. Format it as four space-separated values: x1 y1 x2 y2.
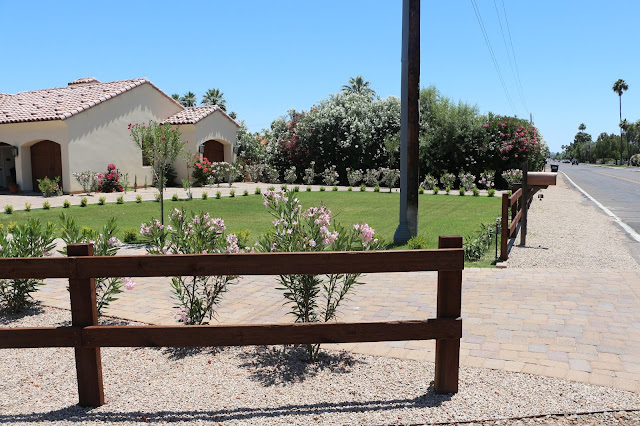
470 0 518 116
500 0 529 113
493 0 528 114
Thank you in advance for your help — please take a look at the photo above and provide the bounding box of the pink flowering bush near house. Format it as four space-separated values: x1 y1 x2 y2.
257 189 382 361
97 164 123 193
140 208 246 325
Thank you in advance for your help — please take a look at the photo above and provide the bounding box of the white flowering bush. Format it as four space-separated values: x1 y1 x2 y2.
346 168 364 187
501 169 523 187
380 168 400 192
322 165 339 186
140 208 243 325
303 161 316 185
363 168 382 187
479 170 495 189
72 171 100 194
224 163 243 186
256 190 382 361
458 171 476 191
284 166 297 184
59 214 135 316
422 174 438 190
0 219 56 313
440 172 456 190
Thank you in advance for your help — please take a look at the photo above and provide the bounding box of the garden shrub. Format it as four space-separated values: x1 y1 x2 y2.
24 203 31 212
63 200 70 208
136 195 143 203
4 205 13 214
0 218 56 312
97 164 123 193
117 195 124 204
171 194 179 201
122 227 138 244
38 176 62 197
346 168 364 187
140 208 243 325
73 171 99 194
80 197 88 207
407 235 428 249
284 166 297 184
59 214 134 315
256 190 382 361
98 196 106 205
43 201 51 210
202 191 209 200
464 223 494 261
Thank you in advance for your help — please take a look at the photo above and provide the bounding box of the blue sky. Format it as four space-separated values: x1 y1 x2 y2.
1 0 639 153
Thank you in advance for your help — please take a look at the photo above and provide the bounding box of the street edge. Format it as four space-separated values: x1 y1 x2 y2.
561 171 640 243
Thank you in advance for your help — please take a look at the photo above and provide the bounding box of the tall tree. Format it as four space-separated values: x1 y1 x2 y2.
341 75 376 100
612 79 629 163
180 91 197 107
171 93 180 101
201 88 227 111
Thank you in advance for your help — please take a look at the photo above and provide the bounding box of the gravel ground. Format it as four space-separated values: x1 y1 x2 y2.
505 173 640 269
2 307 640 425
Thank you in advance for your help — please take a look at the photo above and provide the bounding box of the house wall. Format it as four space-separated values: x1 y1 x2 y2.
65 83 183 192
0 121 67 191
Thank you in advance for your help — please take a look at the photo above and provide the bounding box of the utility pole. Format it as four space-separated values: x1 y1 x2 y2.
394 0 420 244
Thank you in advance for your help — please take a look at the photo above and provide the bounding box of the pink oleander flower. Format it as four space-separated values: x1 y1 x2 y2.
123 277 136 290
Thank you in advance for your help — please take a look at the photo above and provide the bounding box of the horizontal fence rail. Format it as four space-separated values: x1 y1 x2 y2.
0 236 464 407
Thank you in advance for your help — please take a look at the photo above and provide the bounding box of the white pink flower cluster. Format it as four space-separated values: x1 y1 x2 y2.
262 190 288 207
225 234 240 254
353 223 377 246
123 277 136 290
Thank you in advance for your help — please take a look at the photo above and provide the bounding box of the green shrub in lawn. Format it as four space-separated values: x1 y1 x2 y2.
117 195 124 204
464 223 494 262
136 195 142 203
332 186 338 191
473 187 480 196
43 201 51 210
488 189 496 197
294 186 300 192
172 193 179 201
0 218 56 313
459 187 465 196
446 186 451 195
24 203 31 212
230 189 236 197
268 186 275 191
80 197 88 207
407 235 428 249
63 200 70 208
98 196 106 205
281 185 287 191
433 186 439 194
154 193 161 202
254 187 261 195
373 186 380 192
348 186 353 191
243 190 249 196
216 191 221 199
4 205 13 214
360 184 366 192
123 227 138 244
306 186 312 192
418 187 424 195
202 191 208 200
320 186 326 192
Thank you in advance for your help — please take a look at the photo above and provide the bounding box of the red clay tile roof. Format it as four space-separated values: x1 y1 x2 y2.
164 106 240 127
68 77 101 85
0 78 182 124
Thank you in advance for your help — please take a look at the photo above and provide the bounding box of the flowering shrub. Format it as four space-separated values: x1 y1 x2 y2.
192 157 212 186
440 172 456 189
73 171 99 194
422 174 437 190
0 219 56 313
59 214 135 316
37 176 62 197
97 164 123 193
257 190 382 361
380 168 399 192
140 208 243 325
245 163 264 182
458 171 476 191
322 165 339 186
479 170 495 189
501 169 523 187
303 161 316 185
284 166 297 184
364 168 382 187
262 164 280 183
346 168 364 187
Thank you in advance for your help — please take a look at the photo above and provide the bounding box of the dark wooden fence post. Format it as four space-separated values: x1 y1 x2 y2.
68 243 104 407
434 235 463 393
500 193 509 260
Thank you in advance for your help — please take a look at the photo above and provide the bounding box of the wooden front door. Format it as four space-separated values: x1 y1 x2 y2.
203 140 224 163
31 140 63 191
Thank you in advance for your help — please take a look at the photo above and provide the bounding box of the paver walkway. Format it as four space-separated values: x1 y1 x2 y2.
37 263 640 393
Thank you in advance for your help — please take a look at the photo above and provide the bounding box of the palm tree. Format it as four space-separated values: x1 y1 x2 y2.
341 75 376 99
612 79 629 163
171 93 180 101
180 91 197 107
201 88 227 111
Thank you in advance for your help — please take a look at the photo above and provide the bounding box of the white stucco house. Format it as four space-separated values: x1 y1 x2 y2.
0 77 239 193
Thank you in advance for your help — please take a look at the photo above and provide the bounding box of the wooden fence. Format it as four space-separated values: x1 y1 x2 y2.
0 236 464 407
500 187 541 260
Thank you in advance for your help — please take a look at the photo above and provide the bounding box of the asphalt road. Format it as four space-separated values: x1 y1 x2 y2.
555 162 640 238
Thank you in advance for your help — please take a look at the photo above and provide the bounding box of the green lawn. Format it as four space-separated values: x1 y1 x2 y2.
0 191 501 264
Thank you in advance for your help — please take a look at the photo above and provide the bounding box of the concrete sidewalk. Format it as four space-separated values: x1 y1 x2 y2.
36 266 640 393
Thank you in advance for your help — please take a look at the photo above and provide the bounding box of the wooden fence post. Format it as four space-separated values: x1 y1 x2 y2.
434 235 462 393
500 193 509 260
68 243 104 407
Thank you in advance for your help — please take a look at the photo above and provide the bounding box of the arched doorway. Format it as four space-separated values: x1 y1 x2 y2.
31 140 63 192
202 140 224 163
